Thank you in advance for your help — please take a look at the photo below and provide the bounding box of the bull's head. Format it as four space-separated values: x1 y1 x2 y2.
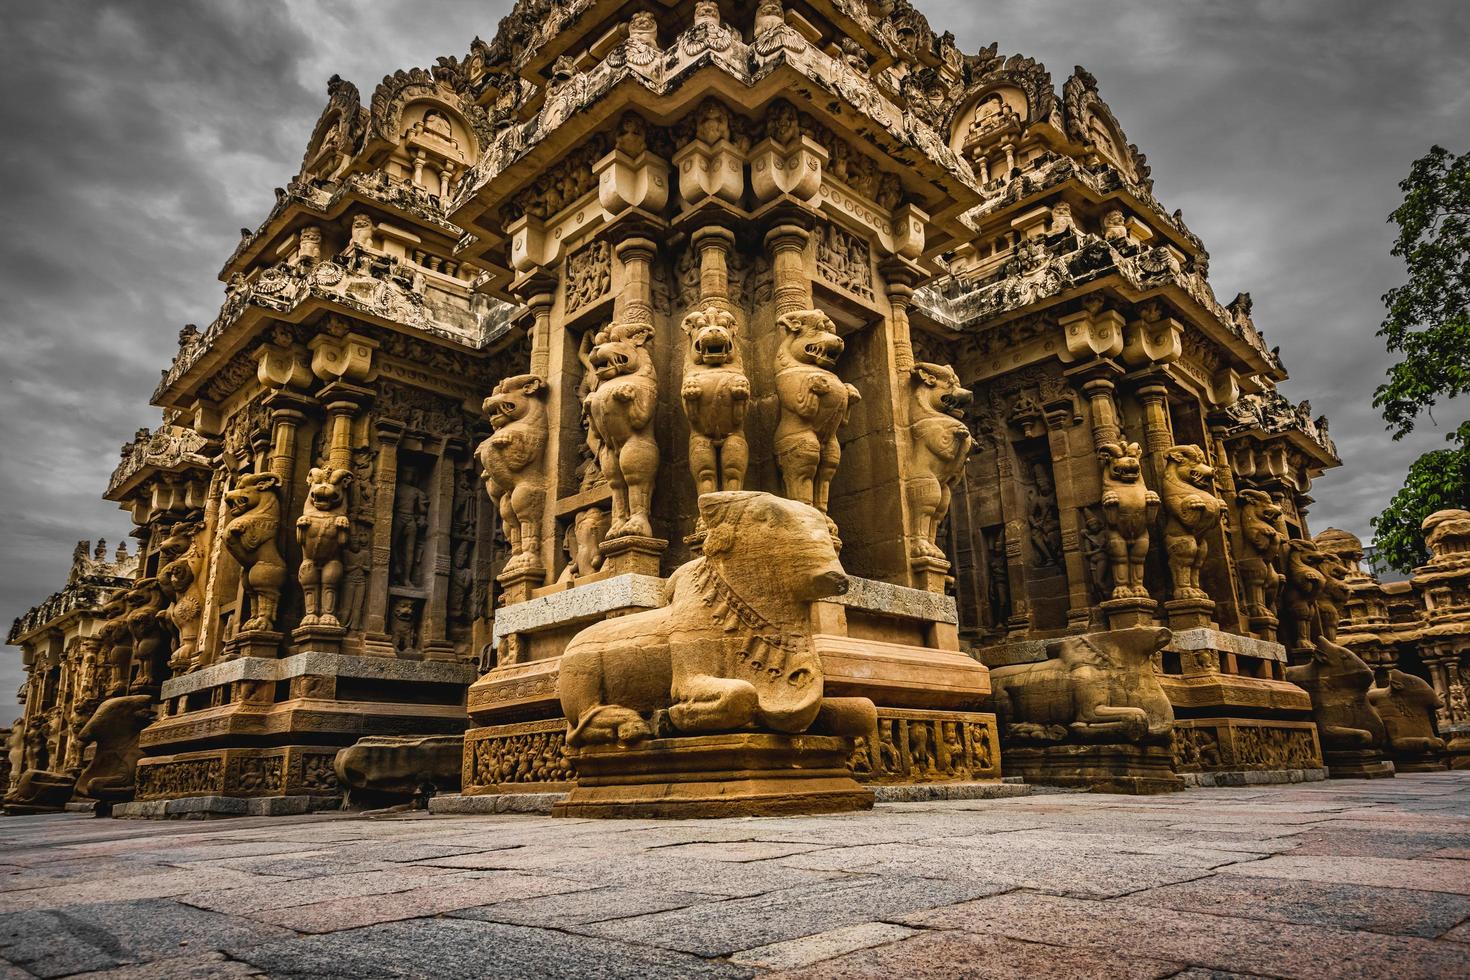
698 491 846 602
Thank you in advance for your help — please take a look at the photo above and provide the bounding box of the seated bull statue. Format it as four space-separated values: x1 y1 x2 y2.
75 694 154 804
1369 668 1446 771
3 769 77 814
989 626 1175 745
558 491 875 747
1287 637 1387 764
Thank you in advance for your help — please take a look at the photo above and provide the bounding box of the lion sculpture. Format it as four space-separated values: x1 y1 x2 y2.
157 521 207 670
1370 669 1446 770
904 363 972 559
1281 539 1328 657
75 694 154 803
774 310 860 515
1315 549 1351 643
681 307 750 497
586 322 659 539
1235 489 1286 622
989 626 1176 745
1286 636 1385 756
1160 444 1223 601
478 373 549 576
124 578 168 696
558 491 875 747
95 594 132 697
223 471 288 633
1097 442 1158 599
296 467 353 627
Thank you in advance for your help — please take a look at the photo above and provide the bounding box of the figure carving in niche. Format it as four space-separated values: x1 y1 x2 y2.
1236 489 1286 622
340 523 369 632
614 112 647 157
559 492 875 747
557 508 611 584
1370 669 1446 766
449 539 476 623
156 521 206 670
1026 461 1063 568
452 467 479 536
223 472 287 633
296 466 353 627
768 101 799 146
124 579 168 695
990 627 1176 745
478 374 550 576
586 322 659 539
911 721 935 775
390 598 420 655
1159 445 1223 601
1102 209 1127 242
904 363 973 559
986 530 1012 625
1079 509 1111 603
391 462 430 587
1097 442 1158 599
681 307 750 498
774 310 860 515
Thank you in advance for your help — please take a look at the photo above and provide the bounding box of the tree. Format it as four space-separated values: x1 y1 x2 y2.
1370 146 1470 572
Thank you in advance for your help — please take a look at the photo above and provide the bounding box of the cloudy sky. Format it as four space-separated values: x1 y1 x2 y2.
1 1 1466 723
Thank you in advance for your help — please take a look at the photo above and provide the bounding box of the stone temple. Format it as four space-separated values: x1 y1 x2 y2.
6 0 1467 818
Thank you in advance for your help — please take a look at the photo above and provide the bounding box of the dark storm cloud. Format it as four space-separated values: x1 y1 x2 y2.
2 1 1465 721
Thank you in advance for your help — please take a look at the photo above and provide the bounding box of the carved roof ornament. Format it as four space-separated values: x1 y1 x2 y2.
1062 66 1151 191
297 74 367 184
8 540 139 645
1422 510 1470 571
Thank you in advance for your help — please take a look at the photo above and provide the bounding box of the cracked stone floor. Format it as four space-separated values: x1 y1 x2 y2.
1 775 1468 978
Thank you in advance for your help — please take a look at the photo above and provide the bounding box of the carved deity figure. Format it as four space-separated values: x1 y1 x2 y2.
123 578 169 695
903 363 973 559
296 466 353 627
391 463 430 586
585 322 659 539
774 310 860 515
340 523 369 632
478 374 550 575
1235 489 1286 622
680 307 750 498
1159 444 1223 601
990 626 1176 745
558 491 875 747
1096 442 1158 599
157 521 207 670
1286 637 1386 757
558 508 611 585
223 471 288 633
1027 462 1063 567
1370 668 1446 769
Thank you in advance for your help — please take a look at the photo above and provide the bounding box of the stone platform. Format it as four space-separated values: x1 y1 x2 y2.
1 775 1467 977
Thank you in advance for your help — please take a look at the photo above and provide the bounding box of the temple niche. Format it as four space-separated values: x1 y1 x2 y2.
10 0 1461 816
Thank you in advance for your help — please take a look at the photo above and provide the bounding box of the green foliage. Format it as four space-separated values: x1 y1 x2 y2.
1371 146 1470 572
1370 424 1470 572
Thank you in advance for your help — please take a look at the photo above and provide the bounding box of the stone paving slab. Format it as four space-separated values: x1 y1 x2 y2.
0 774 1465 977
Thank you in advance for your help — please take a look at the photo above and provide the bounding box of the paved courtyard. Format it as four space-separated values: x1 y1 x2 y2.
0 775 1467 978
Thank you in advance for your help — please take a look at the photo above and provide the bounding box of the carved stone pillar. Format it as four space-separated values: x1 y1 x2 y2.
764 223 812 318
527 286 556 378
363 420 404 657
614 237 657 326
692 225 736 315
421 438 460 662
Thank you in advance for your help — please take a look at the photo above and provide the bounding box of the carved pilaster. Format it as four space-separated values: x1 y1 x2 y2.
764 223 812 318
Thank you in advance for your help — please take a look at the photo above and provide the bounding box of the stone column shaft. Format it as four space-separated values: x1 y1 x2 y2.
765 224 812 318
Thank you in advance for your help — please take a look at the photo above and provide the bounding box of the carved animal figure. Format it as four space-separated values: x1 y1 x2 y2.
157 522 207 670
74 695 153 802
989 626 1176 745
1097 442 1158 598
904 363 972 559
1316 550 1351 643
681 307 750 497
558 491 875 747
1160 444 1222 600
296 467 353 627
755 0 785 36
124 579 168 696
774 310 860 514
1370 669 1446 764
96 595 132 697
1281 539 1328 656
586 322 659 539
223 472 288 633
557 507 611 584
1235 489 1286 621
479 373 550 576
1286 637 1386 754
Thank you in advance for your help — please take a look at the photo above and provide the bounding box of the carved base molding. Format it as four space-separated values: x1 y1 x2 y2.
854 708 1001 784
1000 742 1185 794
1172 718 1323 773
552 733 874 819
461 718 574 796
1324 750 1396 780
135 745 341 801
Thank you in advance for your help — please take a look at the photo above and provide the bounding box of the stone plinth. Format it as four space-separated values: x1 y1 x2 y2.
134 745 341 801
552 733 874 819
1172 718 1322 775
854 708 1001 784
999 743 1183 795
